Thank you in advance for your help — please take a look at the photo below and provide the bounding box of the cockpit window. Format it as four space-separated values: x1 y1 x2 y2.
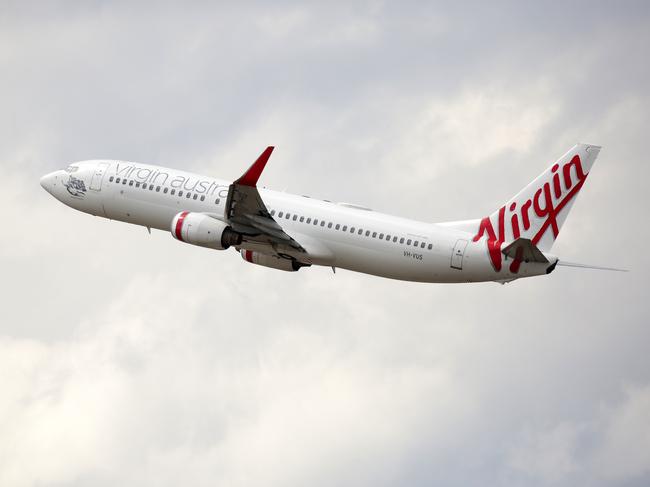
65 165 79 173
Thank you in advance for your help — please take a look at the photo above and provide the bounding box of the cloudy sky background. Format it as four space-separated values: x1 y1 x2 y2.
1 1 649 486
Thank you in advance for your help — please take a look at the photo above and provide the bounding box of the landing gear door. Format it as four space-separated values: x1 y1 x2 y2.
90 162 110 191
451 239 468 270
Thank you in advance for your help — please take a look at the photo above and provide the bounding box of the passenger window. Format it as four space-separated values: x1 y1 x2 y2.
116 178 121 183
216 198 220 204
123 179 127 185
179 191 183 197
342 225 347 231
313 219 318 225
156 186 161 192
413 240 418 246
271 210 276 216
407 239 412 245
186 192 191 198
306 218 311 224
293 215 297 221
149 184 154 190
193 194 197 200
428 243 433 250
171 189 175 195
320 221 325 227
358 229 363 235
335 224 340 230
286 213 290 219
328 222 333 228
135 182 140 188
365 230 370 236
299 216 304 222
393 236 398 243
278 211 284 218
109 176 114 182
372 232 377 238
350 227 355 233
379 233 384 239
400 237 405 244
162 187 167 193
201 195 205 201
421 242 425 248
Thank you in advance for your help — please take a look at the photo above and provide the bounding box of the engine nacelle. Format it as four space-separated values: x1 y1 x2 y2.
240 250 306 272
171 212 241 250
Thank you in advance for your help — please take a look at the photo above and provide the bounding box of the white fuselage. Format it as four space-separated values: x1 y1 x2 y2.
40 160 555 283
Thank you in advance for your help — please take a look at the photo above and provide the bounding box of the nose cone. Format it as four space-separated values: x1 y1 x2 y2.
40 170 60 195
40 173 49 190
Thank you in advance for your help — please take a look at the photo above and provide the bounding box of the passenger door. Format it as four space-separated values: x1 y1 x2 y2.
451 239 468 270
90 162 110 191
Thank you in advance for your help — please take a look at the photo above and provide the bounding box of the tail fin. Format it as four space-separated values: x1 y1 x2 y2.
473 143 601 254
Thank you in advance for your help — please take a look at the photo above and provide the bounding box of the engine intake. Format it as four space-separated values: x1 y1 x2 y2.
171 212 241 250
240 250 307 272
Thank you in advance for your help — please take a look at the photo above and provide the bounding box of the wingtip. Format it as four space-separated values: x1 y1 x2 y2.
235 146 275 187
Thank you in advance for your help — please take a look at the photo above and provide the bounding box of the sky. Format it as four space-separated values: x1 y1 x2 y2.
1 1 649 486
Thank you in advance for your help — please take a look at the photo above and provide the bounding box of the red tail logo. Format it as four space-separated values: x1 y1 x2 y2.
473 155 588 272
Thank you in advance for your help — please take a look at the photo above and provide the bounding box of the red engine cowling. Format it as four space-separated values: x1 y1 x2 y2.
240 250 306 272
171 212 241 250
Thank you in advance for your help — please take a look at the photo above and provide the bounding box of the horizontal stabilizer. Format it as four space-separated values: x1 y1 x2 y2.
557 261 628 272
502 238 549 263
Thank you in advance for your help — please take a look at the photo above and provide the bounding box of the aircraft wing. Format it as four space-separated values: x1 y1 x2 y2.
224 147 306 256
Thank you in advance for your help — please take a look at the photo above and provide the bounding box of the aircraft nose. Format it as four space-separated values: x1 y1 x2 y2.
39 173 49 190
40 171 60 194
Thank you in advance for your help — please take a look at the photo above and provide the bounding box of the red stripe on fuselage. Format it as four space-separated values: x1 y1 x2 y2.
175 211 190 241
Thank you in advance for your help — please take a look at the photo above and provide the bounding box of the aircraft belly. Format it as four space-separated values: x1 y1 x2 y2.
330 240 439 282
104 191 176 230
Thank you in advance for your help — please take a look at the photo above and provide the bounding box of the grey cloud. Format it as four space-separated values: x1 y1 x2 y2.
1 1 649 486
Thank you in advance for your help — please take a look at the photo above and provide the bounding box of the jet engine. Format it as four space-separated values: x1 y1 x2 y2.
171 211 241 250
240 250 308 272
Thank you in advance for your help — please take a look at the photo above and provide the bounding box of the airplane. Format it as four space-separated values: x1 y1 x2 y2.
39 143 624 284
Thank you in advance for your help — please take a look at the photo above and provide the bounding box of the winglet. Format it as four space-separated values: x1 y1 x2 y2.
235 146 274 187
